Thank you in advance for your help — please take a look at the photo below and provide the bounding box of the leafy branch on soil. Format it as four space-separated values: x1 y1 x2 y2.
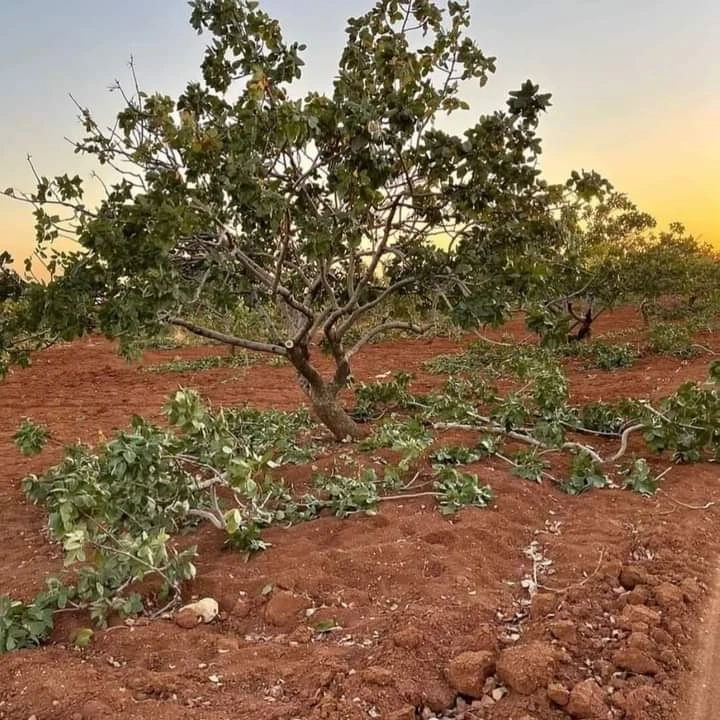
2 387 496 651
8 346 720 653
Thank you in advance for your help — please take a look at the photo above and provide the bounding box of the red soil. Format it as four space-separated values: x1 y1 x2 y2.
0 307 719 720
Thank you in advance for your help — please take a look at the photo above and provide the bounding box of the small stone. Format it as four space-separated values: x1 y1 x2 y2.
490 687 506 702
547 682 570 707
567 679 607 718
549 619 577 644
421 681 455 712
445 651 496 698
231 598 251 618
627 632 654 654
680 577 701 602
651 628 673 646
612 647 660 675
626 585 649 605
392 627 424 650
530 592 557 619
174 607 201 629
178 597 218 623
361 666 396 687
653 582 684 610
595 659 616 683
619 604 661 629
288 624 314 644
666 619 684 639
619 565 647 590
496 641 556 695
263 591 308 628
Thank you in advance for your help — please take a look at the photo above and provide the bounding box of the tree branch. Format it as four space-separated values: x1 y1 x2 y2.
345 320 425 362
166 315 287 356
335 276 417 340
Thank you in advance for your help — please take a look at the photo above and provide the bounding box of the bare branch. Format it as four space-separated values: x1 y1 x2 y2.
335 276 416 340
344 320 425 362
166 315 287 356
189 199 316 320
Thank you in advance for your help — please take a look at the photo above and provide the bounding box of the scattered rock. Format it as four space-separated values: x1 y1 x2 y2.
631 623 650 637
595 659 615 683
651 627 673 646
360 666 396 687
567 679 607 718
263 591 308 628
231 597 251 618
627 631 654 654
552 646 574 666
619 603 661 629
445 651 495 698
619 686 676 720
547 682 570 707
619 565 647 590
612 647 660 675
174 607 202 629
531 592 557 619
653 582 684 610
680 577 702 603
549 619 577 645
179 598 220 623
392 626 425 650
665 619 684 639
496 641 556 695
626 585 650 605
421 680 455 712
288 624 314 644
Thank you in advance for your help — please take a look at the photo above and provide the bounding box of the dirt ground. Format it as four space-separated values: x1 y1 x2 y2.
1 307 720 720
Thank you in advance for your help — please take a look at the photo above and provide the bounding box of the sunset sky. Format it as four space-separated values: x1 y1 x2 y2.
1 0 718 265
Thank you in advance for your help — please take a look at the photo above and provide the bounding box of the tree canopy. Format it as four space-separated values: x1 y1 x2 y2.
3 0 710 438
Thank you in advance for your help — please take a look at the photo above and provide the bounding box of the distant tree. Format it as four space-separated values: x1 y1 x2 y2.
623 226 720 320
0 252 24 303
5 0 584 439
515 175 718 344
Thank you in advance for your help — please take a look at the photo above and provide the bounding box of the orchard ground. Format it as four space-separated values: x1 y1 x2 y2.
1 307 720 720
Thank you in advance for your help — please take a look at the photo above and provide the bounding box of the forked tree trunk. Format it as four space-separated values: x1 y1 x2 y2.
306 381 367 442
286 345 367 442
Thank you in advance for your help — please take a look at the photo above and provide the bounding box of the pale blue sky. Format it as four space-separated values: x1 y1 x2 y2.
1 0 718 258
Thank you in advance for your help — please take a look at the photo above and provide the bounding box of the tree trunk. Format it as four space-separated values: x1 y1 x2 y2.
286 344 367 442
306 381 368 442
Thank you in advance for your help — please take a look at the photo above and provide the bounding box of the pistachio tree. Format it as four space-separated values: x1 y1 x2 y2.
5 0 560 440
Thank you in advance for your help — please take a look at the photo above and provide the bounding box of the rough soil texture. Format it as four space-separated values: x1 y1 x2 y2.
1 307 719 720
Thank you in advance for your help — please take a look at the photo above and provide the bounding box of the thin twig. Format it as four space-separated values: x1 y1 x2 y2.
379 491 440 502
538 548 606 593
657 490 719 511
